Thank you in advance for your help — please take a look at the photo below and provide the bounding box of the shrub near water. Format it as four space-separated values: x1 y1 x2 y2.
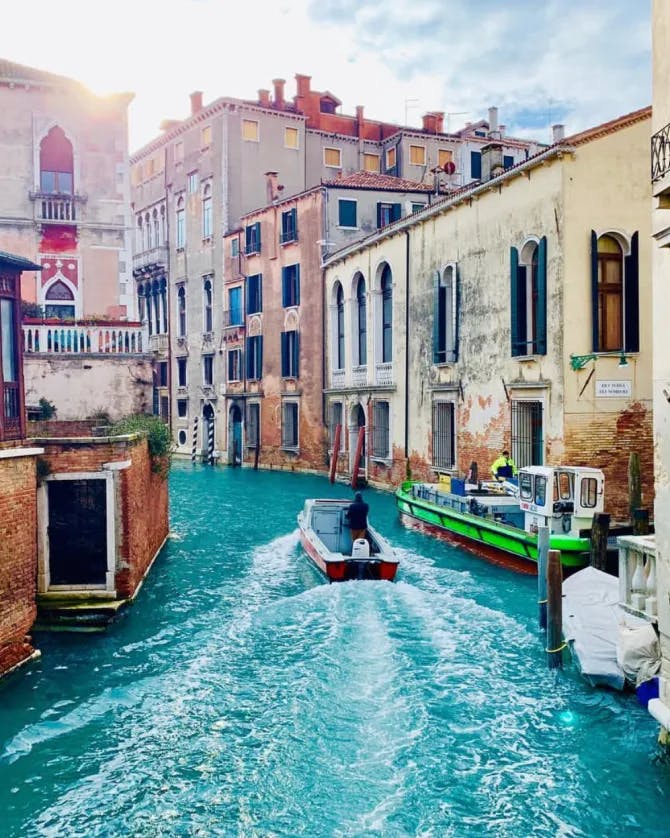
111 414 173 476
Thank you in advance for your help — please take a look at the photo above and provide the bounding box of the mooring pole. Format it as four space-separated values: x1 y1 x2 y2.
628 451 641 522
546 549 564 670
633 508 650 536
589 513 610 571
329 423 341 484
253 442 260 470
537 526 549 631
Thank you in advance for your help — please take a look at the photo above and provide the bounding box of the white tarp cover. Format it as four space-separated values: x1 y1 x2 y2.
562 566 650 690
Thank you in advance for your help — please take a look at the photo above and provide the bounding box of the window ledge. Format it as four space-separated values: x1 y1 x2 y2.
281 446 300 455
514 354 541 363
337 226 359 231
371 456 392 466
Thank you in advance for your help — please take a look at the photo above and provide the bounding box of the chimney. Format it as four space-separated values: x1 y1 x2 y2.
356 105 365 137
258 89 271 108
552 124 565 143
265 170 279 204
422 113 435 133
295 73 311 98
273 79 286 109
480 141 504 182
190 91 203 115
488 106 499 137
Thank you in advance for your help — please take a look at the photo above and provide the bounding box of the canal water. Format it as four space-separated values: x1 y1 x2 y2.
1 464 668 837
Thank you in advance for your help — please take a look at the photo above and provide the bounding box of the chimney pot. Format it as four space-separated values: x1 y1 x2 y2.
258 89 271 107
295 73 312 98
190 90 203 115
552 123 565 143
273 78 286 109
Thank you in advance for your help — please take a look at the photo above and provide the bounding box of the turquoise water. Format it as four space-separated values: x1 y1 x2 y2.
0 463 668 838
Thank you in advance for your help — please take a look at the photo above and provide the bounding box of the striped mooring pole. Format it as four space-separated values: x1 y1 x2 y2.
191 416 199 464
207 418 215 465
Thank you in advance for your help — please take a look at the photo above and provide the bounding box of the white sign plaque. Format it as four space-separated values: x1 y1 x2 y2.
595 380 632 398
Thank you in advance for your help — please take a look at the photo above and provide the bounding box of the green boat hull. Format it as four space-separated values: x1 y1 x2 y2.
395 481 591 569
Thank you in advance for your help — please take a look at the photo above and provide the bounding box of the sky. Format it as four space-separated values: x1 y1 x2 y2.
2 0 651 153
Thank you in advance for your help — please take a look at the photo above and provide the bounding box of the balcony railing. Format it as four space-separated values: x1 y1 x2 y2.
375 362 393 386
3 382 21 439
352 365 368 387
133 244 168 274
331 369 345 389
222 310 245 328
29 192 86 224
652 123 670 183
23 323 146 355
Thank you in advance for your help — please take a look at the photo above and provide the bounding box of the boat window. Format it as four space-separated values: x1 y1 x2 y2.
552 474 559 502
519 472 532 499
580 477 598 508
558 471 572 500
534 475 547 506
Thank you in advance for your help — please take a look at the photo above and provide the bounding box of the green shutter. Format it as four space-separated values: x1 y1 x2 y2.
432 270 441 363
258 274 263 313
293 331 300 378
624 231 639 352
281 267 287 307
376 203 382 228
591 230 599 352
245 338 252 378
258 335 263 378
295 265 301 306
537 236 547 354
256 222 261 252
392 203 402 222
510 247 519 356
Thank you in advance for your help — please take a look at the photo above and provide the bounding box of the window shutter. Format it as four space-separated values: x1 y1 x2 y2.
432 270 441 363
295 265 300 305
537 236 547 355
454 266 461 362
293 331 300 377
245 277 251 313
624 231 639 353
510 247 519 356
591 230 599 352
257 336 263 378
281 332 288 377
291 208 297 238
392 203 402 222
245 339 252 378
258 274 263 313
376 203 382 228
281 267 287 307
255 222 261 252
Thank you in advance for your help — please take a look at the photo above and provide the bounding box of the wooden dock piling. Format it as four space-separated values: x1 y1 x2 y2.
547 549 564 670
589 513 610 570
633 508 650 535
628 452 641 521
537 526 549 631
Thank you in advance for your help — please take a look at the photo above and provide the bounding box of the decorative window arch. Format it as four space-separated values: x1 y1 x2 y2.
145 212 153 250
380 263 393 363
136 216 143 253
355 272 367 366
44 279 75 320
153 208 160 247
433 262 459 364
137 283 146 322
334 282 345 371
177 285 186 337
203 277 213 333
590 230 639 353
39 126 74 194
510 236 547 356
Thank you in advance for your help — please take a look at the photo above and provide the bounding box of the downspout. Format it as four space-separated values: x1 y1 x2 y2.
404 230 410 461
164 148 173 437
321 188 327 432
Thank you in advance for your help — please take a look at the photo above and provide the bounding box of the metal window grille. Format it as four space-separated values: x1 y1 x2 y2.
511 400 543 467
372 401 389 458
282 402 298 448
432 401 455 469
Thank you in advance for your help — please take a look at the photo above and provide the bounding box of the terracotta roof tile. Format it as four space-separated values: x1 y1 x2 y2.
322 170 435 192
561 106 651 147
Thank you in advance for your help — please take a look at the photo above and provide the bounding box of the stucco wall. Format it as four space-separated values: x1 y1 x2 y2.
24 356 153 421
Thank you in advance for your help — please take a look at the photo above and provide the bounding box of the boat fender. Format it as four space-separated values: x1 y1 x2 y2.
562 514 571 534
469 498 484 516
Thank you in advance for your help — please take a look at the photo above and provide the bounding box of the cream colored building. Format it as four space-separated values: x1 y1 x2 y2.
324 108 652 522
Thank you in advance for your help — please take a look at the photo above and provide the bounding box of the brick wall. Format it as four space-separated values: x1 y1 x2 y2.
28 420 98 437
0 453 38 677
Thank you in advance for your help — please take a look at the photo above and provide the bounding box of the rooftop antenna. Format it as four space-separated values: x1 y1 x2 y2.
404 98 419 126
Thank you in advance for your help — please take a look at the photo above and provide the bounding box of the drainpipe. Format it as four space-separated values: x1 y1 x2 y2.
404 230 410 460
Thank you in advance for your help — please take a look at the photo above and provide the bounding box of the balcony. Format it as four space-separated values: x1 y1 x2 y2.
133 244 168 276
23 322 146 355
651 123 670 199
29 192 86 225
148 333 169 354
222 310 245 329
331 369 345 389
375 362 393 386
3 382 21 439
352 365 368 387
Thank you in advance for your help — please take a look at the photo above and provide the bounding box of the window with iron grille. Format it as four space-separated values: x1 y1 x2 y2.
282 401 299 449
511 400 544 467
247 402 260 448
432 401 455 469
329 401 342 448
372 401 390 459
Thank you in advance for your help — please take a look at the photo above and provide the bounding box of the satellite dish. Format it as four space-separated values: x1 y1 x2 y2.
444 161 456 175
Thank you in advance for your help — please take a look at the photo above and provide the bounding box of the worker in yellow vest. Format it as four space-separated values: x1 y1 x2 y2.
491 449 518 482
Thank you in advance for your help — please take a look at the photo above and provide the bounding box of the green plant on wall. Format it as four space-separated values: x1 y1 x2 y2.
111 414 173 476
38 397 56 420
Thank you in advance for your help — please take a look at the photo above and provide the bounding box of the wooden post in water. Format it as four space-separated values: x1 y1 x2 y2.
253 443 260 471
589 513 610 571
546 549 563 669
351 426 365 489
628 452 641 522
329 424 341 484
633 508 650 535
537 526 550 631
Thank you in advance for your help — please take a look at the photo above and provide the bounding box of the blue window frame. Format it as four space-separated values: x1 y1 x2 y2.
470 151 482 180
282 264 300 307
228 286 243 326
281 208 297 243
246 335 263 380
245 221 261 254
247 273 262 314
338 199 357 228
356 275 366 365
281 330 300 378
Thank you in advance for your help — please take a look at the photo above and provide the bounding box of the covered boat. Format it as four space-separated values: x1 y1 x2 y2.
297 498 399 582
396 466 624 571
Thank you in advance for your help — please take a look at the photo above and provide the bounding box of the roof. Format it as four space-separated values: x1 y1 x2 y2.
561 106 651 147
0 251 42 271
322 171 435 192
0 58 83 90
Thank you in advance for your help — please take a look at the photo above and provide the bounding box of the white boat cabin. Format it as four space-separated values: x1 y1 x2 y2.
518 466 605 537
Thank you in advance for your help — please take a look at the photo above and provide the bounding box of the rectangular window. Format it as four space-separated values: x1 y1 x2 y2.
203 355 213 386
434 264 459 364
503 155 515 170
247 273 262 314
377 202 401 228
511 400 544 468
324 147 342 167
242 119 259 141
177 399 188 418
228 286 243 326
40 171 73 194
176 207 185 248
282 401 299 449
1 298 17 384
580 478 598 508
386 147 396 170
188 172 198 193
281 330 300 378
246 335 263 380
409 145 426 165
174 142 184 164
202 193 212 238
438 149 453 168
231 238 239 257
201 125 212 148
284 127 299 148
363 153 380 173
177 357 187 387
245 221 261 254
412 202 426 213
432 401 455 470
247 402 260 448
281 208 297 243
338 199 357 228
372 401 390 459
281 264 300 307
471 151 482 179
228 348 241 382
158 361 168 387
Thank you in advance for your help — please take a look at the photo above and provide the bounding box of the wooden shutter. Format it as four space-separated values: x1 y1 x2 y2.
281 332 288 377
591 230 599 352
510 246 519 356
295 265 300 306
281 267 287 307
536 236 547 354
624 231 639 352
293 331 300 377
432 270 441 363
391 203 402 222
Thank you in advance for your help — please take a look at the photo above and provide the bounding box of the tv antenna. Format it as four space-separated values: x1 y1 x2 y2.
404 98 419 126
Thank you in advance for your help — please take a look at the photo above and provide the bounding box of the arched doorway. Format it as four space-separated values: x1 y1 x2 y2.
349 403 366 474
228 403 243 466
203 403 215 465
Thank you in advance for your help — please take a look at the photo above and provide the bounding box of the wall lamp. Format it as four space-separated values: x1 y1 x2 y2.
570 350 629 371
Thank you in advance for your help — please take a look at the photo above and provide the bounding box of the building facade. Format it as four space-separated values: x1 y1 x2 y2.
324 108 653 521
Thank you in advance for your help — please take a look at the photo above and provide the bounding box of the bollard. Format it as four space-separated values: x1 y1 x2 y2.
191 416 199 465
537 526 550 631
589 513 610 571
546 549 564 670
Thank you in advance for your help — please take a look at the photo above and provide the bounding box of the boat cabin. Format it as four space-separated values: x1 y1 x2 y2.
518 466 604 537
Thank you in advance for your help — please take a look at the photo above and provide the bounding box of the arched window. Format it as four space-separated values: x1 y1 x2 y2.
137 216 143 253
434 263 459 364
202 184 213 238
45 280 75 320
146 284 154 335
153 208 160 247
152 280 160 336
203 278 213 333
511 238 547 357
597 234 623 351
176 197 185 249
356 274 367 366
137 283 145 322
336 283 345 370
380 264 392 363
177 286 186 337
146 212 153 250
39 126 73 194
160 278 168 333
